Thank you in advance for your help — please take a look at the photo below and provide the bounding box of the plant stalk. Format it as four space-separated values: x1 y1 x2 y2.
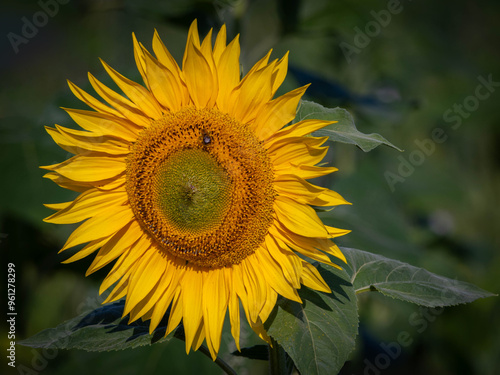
268 338 292 375
197 345 238 375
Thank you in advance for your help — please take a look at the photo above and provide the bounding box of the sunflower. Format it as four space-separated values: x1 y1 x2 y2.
42 20 350 359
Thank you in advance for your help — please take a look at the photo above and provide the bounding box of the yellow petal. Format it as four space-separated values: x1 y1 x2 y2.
230 264 248 324
275 164 338 180
63 108 139 142
44 188 126 224
281 229 348 266
254 247 301 302
41 155 74 171
152 30 183 80
43 171 91 192
47 125 129 156
128 271 169 323
272 224 334 266
86 221 140 275
191 323 206 353
61 205 133 250
301 261 331 293
106 254 146 305
99 230 151 294
274 174 349 207
124 250 166 316
200 28 214 60
264 234 302 288
44 201 72 211
45 126 81 155
88 73 151 127
43 155 125 182
269 137 328 168
181 20 215 109
165 288 183 337
229 62 275 124
274 174 324 200
248 318 271 345
203 270 228 359
104 274 130 304
321 241 347 265
312 188 351 207
241 258 266 323
142 45 187 112
149 278 178 333
148 259 184 333
270 52 289 95
216 35 241 111
184 19 201 51
101 59 163 119
183 41 217 108
95 177 126 191
132 33 150 88
272 119 335 140
212 24 227 64
224 267 241 351
273 195 329 238
258 285 277 323
244 49 272 76
129 283 163 324
61 237 109 263
252 85 309 141
67 80 123 118
326 225 351 238
181 267 204 351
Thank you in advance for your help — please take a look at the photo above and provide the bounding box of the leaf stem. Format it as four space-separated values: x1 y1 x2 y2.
196 345 238 375
355 285 378 295
268 338 292 375
355 287 371 294
174 327 237 375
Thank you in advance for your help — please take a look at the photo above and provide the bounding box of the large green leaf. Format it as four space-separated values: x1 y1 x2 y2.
266 264 358 375
342 247 496 306
19 301 174 351
295 100 402 152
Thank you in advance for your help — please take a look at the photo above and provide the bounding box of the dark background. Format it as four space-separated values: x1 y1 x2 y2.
1 0 499 374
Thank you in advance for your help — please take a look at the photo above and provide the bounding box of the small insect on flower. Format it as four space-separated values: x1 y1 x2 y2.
202 130 211 145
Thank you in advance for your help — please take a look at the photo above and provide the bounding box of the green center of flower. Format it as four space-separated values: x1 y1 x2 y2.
154 149 231 234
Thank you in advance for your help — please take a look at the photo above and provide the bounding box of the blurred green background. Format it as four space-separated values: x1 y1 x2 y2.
1 0 499 374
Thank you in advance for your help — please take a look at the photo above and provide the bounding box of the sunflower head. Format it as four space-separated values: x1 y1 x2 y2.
126 106 275 268
42 20 350 359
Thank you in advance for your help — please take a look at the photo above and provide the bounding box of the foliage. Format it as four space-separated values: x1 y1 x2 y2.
19 102 495 374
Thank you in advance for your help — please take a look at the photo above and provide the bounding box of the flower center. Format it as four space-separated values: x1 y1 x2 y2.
155 149 231 234
126 107 275 268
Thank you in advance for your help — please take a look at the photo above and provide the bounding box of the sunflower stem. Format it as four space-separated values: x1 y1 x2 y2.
174 328 237 375
197 345 237 375
268 338 293 375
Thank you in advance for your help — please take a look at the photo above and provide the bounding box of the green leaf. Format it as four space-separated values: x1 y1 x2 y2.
295 100 402 152
342 247 496 306
19 301 174 351
266 264 358 375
